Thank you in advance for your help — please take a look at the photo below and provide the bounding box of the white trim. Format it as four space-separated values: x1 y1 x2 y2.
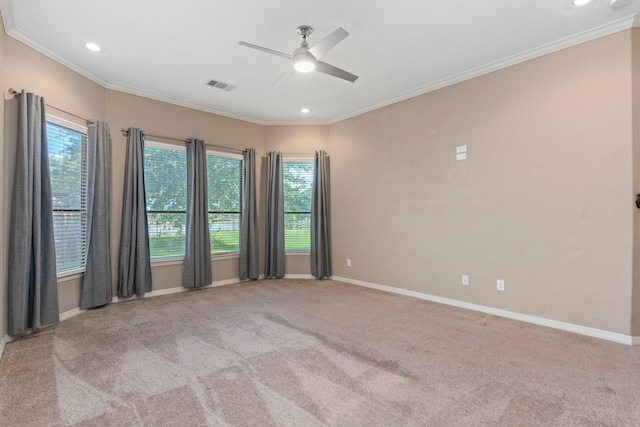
283 157 313 162
60 307 85 322
212 253 241 261
57 272 83 283
2 8 638 126
150 257 184 267
207 150 243 161
331 276 640 346
150 253 240 266
327 14 640 125
2 26 109 88
145 140 186 152
53 279 242 322
111 277 241 303
286 251 310 256
46 114 88 133
106 84 266 125
0 336 5 361
284 274 315 279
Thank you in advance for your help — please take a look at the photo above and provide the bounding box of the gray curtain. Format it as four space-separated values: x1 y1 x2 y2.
80 120 112 308
240 148 259 280
311 150 332 278
264 151 285 278
183 138 212 288
8 91 59 335
117 128 152 297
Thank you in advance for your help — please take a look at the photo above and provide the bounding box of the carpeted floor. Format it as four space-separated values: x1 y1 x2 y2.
1 278 640 426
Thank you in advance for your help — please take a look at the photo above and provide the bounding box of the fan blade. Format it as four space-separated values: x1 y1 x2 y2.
315 61 358 82
308 27 349 60
238 41 293 60
273 68 294 86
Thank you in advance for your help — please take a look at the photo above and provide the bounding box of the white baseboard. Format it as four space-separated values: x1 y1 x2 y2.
284 274 315 279
331 275 640 346
111 277 242 303
0 277 253 362
60 307 85 322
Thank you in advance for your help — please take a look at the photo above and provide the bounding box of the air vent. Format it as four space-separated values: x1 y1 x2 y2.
205 79 236 92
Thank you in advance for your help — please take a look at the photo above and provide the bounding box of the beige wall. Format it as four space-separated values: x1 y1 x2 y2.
264 125 330 275
2 36 108 319
1 20 639 339
0 17 5 342
632 29 640 336
105 90 264 294
264 125 329 153
330 31 634 335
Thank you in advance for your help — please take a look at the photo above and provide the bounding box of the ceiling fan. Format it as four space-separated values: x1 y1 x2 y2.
238 26 358 83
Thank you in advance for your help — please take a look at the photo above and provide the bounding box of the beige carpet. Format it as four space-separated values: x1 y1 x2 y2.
1 279 640 426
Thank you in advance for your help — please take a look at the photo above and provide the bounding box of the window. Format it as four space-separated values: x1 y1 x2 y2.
144 142 187 259
207 152 243 254
47 117 87 274
143 143 244 259
283 160 313 251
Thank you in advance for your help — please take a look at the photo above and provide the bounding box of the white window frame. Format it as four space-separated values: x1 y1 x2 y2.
144 141 187 261
46 114 88 278
206 149 243 257
283 157 313 254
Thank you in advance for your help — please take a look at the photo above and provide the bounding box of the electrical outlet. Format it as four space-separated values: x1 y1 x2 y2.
496 279 505 291
462 275 469 286
347 258 352 267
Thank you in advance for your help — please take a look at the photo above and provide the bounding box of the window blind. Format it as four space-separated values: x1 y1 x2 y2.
283 160 313 251
206 153 243 254
47 121 87 274
144 142 187 259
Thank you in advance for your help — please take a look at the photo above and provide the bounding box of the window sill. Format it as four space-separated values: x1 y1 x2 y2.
57 271 84 283
150 257 183 267
150 252 240 267
286 251 310 256
212 252 241 261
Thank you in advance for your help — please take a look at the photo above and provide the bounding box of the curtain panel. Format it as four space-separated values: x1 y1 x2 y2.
8 91 59 335
311 150 332 278
264 151 285 278
183 138 212 288
80 120 113 308
117 127 152 297
240 148 259 280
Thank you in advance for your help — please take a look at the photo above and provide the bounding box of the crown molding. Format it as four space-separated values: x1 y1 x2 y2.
2 4 637 127
329 14 640 125
3 25 110 88
104 82 267 125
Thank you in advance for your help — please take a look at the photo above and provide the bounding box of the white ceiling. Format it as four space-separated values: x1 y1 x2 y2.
1 0 639 125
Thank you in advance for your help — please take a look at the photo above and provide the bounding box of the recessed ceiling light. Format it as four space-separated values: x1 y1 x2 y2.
570 0 595 6
84 42 102 52
300 108 311 114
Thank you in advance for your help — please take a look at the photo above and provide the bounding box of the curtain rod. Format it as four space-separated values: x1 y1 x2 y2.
9 88 89 122
121 129 246 154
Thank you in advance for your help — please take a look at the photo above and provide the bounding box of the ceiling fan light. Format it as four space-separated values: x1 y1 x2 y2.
294 59 315 73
